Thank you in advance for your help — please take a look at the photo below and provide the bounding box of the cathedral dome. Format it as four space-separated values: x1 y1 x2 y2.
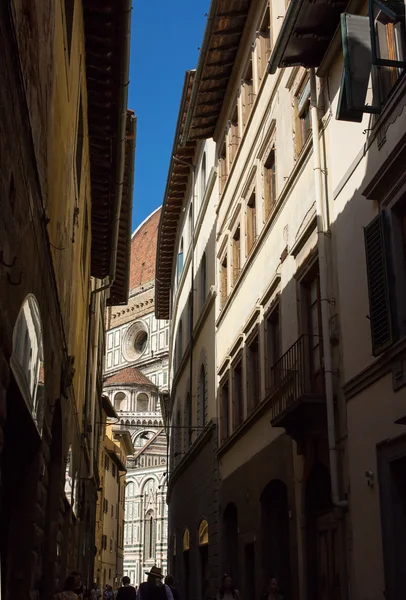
129 206 161 291
104 366 157 387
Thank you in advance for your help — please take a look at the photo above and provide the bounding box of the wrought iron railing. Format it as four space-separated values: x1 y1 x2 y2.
268 334 324 421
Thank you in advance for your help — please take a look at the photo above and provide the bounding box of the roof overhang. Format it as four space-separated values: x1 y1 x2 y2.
106 448 127 472
268 0 347 74
184 0 251 141
83 0 132 280
108 111 136 306
112 427 135 457
155 71 197 320
102 394 118 419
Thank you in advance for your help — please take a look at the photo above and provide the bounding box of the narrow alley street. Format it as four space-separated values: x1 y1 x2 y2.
1 0 406 599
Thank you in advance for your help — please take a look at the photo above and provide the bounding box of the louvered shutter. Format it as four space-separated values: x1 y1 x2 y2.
364 212 394 356
337 14 379 122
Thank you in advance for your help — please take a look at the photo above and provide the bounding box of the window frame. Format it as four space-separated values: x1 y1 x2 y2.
231 224 241 286
219 249 229 310
294 75 312 156
263 143 277 222
257 3 272 84
232 356 244 432
246 190 257 256
246 329 261 414
219 375 230 445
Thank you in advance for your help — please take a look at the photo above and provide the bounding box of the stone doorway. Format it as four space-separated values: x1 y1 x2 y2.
260 479 291 599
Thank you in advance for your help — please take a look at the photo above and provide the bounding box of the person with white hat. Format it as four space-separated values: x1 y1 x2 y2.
137 567 174 600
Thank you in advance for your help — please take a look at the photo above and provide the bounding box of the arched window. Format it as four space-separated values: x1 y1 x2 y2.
114 391 127 412
201 252 207 308
177 238 184 284
198 519 209 546
11 294 45 435
137 393 149 412
144 509 156 561
201 152 207 204
183 528 190 552
198 364 207 428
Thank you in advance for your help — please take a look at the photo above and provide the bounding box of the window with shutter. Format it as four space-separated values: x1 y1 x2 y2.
266 304 281 391
257 5 272 82
337 14 379 122
232 226 241 285
364 212 394 355
220 253 228 309
220 380 230 443
246 192 257 255
294 77 312 152
247 335 260 413
177 239 184 284
201 252 207 308
371 0 406 102
228 106 240 167
219 141 228 196
232 361 244 431
264 148 276 221
242 61 254 128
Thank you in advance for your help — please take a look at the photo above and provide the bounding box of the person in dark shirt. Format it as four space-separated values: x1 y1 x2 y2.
116 577 137 600
164 575 179 600
137 567 174 600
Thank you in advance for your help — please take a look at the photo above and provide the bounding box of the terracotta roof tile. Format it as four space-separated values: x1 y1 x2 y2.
105 366 156 387
130 208 161 291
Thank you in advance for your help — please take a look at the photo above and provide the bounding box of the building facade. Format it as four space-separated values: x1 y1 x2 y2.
104 209 169 586
94 408 134 590
0 0 134 597
157 1 406 600
155 71 220 600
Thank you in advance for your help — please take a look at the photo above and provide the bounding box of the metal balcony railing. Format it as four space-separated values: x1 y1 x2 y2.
268 334 324 421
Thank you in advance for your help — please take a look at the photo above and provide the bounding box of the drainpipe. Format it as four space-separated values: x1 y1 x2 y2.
309 68 347 509
172 156 196 448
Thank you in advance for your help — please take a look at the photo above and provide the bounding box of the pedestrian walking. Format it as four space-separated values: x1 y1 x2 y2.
260 578 283 600
72 572 85 600
217 575 240 600
54 575 79 600
104 584 114 600
137 566 174 600
164 575 180 600
116 576 137 600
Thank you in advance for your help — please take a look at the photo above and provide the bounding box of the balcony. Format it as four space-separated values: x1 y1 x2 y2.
268 334 326 438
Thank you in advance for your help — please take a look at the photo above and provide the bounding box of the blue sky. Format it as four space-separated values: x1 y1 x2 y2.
128 1 209 231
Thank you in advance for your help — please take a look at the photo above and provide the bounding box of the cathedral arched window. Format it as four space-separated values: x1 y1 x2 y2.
114 391 127 412
137 393 149 412
144 509 156 561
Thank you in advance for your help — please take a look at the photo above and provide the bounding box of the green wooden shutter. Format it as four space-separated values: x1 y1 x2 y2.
364 212 394 356
337 14 380 122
